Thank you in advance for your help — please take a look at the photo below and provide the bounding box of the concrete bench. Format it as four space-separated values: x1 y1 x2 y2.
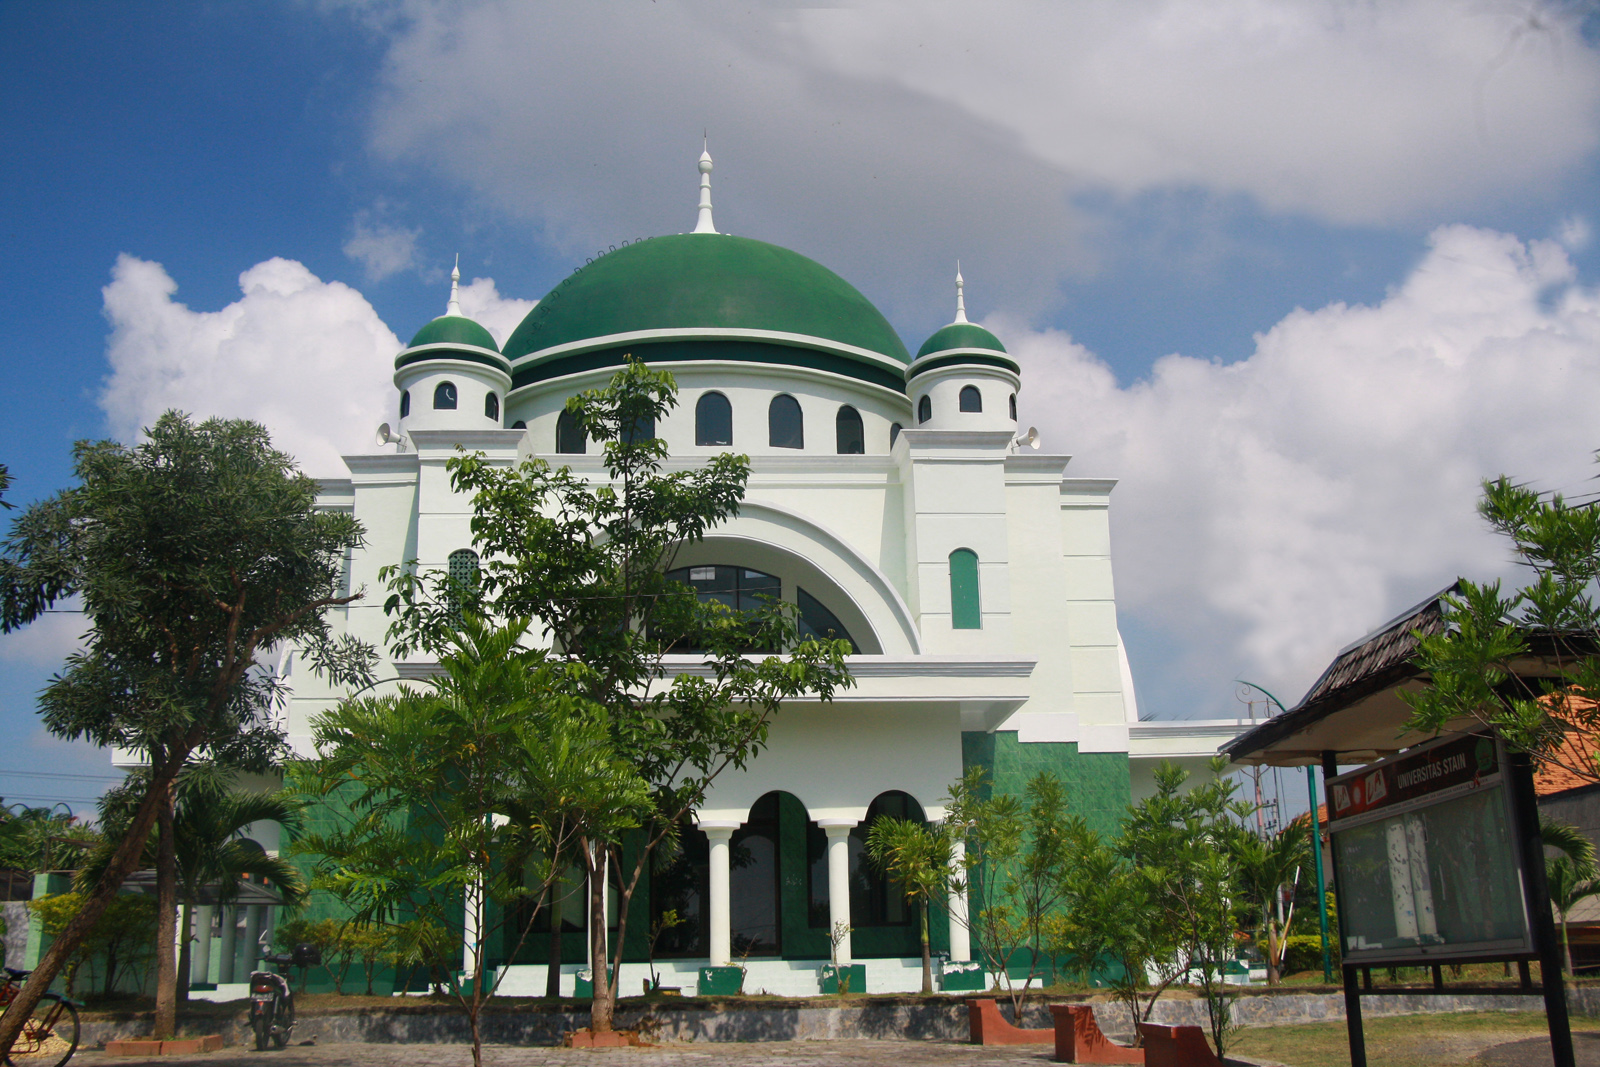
965 997 1054 1045
1138 1022 1225 1067
1049 1004 1144 1063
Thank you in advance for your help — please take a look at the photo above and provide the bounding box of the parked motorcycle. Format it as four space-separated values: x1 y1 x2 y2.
248 943 321 1051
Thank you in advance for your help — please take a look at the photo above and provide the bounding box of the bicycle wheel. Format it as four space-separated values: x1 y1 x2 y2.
5 994 78 1067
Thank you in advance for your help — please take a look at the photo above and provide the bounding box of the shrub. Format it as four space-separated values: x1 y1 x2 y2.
1280 934 1337 976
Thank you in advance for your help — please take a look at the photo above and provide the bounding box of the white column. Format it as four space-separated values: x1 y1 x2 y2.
241 906 265 975
821 822 857 966
192 906 214 985
217 906 237 984
947 839 971 962
703 825 737 966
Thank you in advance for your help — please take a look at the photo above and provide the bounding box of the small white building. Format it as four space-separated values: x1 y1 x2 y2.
280 153 1241 996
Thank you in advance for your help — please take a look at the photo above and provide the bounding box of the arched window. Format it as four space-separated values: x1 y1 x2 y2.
696 392 732 446
1009 393 1017 421
769 395 803 449
959 385 983 413
399 390 410 418
835 405 864 455
623 415 656 444
485 392 500 421
949 548 980 629
511 420 526 430
917 395 931 424
797 587 857 653
847 792 925 928
447 548 480 625
889 422 902 447
433 381 458 410
556 409 586 454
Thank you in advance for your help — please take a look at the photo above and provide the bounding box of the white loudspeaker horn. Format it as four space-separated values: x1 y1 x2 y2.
375 422 396 446
1012 426 1040 451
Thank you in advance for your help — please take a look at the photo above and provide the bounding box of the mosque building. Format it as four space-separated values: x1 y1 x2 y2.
269 151 1240 996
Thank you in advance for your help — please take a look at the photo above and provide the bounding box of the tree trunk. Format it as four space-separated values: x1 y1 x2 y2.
176 902 193 1005
0 754 186 1055
1265 919 1280 986
153 786 179 1040
587 856 612 1033
919 903 932 995
1564 913 1575 976
546 887 563 999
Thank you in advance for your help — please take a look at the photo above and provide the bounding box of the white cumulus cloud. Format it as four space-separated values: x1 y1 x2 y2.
346 0 1600 320
1009 224 1600 716
343 212 422 282
455 276 536 349
98 255 401 476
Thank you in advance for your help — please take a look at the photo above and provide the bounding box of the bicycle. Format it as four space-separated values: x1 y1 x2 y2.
0 967 80 1067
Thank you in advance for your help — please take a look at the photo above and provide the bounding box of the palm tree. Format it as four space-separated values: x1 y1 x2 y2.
83 768 307 1002
1543 816 1600 975
864 815 952 994
1232 821 1309 985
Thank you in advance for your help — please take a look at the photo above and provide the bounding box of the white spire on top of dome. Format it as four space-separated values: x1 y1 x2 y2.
446 254 463 318
954 262 969 324
692 140 718 235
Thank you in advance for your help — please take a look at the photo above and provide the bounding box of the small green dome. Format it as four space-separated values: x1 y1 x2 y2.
408 315 500 353
504 235 910 376
916 322 1006 359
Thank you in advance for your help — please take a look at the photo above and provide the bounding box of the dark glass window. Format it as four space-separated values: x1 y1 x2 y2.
511 420 526 430
399 390 410 418
696 392 732 446
623 415 656 444
889 422 902 447
835 406 864 455
556 409 586 454
797 587 857 653
960 385 982 413
434 381 458 410
849 792 924 927
730 793 782 956
917 396 931 424
485 393 500 421
1009 393 1017 421
768 395 803 449
650 821 709 957
666 565 782 613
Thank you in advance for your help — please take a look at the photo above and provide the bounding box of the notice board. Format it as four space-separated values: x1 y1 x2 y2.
1327 729 1535 965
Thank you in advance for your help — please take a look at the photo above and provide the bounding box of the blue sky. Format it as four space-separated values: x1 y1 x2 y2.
2 1 1600 812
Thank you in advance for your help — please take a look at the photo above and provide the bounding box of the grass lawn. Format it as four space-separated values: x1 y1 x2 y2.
1229 1011 1600 1067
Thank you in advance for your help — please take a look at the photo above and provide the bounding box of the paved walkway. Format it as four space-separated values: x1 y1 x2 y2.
76 1041 1058 1067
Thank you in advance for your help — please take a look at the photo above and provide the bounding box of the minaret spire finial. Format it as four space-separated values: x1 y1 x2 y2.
692 141 717 235
954 261 969 324
446 254 463 317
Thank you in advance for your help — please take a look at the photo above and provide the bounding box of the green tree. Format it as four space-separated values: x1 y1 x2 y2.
292 615 651 1067
27 893 158 998
379 359 853 1034
83 768 307 1006
1541 816 1600 975
1121 760 1250 1058
0 804 100 874
1401 476 1600 781
945 769 1077 1017
0 413 374 1047
1232 821 1309 985
1051 834 1172 1045
864 815 952 994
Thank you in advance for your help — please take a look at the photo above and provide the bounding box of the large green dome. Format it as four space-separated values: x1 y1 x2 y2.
504 234 910 392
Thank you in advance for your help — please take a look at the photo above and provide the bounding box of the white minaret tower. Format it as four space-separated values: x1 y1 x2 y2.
905 264 1020 433
692 143 717 235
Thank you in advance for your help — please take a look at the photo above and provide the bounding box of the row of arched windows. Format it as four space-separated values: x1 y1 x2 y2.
914 387 1018 425
400 383 500 421
551 393 888 455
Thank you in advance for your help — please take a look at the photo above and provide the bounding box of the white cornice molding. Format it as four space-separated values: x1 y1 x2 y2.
514 326 909 377
1060 477 1118 500
395 653 1036 682
506 359 914 410
342 453 421 480
393 356 512 390
408 429 526 454
1003 454 1071 483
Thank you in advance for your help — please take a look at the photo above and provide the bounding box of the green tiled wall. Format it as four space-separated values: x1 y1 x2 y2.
961 731 1130 840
